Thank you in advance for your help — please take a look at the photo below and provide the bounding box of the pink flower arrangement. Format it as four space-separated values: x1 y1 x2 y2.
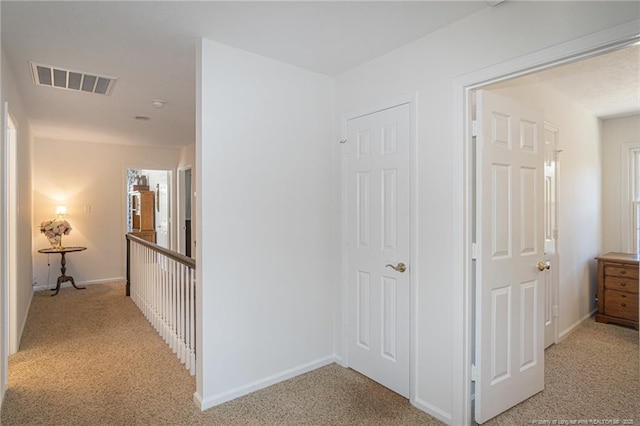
40 219 72 239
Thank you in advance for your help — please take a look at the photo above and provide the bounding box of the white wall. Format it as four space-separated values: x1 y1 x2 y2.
2 48 34 355
602 115 640 253
196 39 335 408
32 138 180 288
488 79 603 336
334 2 638 423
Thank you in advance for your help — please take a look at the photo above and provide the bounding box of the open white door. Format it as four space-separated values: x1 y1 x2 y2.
346 103 411 398
543 123 559 348
475 90 545 423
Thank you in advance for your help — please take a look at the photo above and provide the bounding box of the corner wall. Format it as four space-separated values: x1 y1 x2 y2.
196 39 335 408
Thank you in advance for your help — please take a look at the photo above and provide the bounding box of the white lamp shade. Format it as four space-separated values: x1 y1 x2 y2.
55 205 67 216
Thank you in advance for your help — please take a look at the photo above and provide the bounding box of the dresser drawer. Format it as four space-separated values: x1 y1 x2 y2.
604 276 639 293
604 289 639 321
604 264 638 280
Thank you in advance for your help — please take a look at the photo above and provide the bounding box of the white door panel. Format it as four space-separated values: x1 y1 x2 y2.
346 103 410 398
475 90 545 423
543 123 559 348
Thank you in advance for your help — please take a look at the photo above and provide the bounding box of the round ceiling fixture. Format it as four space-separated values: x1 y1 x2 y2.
151 99 165 109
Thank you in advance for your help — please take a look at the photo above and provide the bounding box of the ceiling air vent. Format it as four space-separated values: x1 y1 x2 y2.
29 62 117 96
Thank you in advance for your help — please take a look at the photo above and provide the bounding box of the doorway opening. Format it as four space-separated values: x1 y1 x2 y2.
177 167 193 258
126 168 172 250
460 37 639 424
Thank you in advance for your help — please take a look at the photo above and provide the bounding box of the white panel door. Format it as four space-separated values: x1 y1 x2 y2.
475 90 545 424
156 180 170 249
543 123 559 348
346 103 410 398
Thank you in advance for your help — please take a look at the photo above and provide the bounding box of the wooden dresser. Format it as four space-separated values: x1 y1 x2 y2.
129 190 156 243
595 252 639 329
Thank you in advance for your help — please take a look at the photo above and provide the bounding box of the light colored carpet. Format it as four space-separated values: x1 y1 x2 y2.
1 282 638 425
482 318 639 425
0 282 444 425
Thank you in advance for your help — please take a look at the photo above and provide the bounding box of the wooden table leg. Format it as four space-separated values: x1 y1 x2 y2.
50 252 86 296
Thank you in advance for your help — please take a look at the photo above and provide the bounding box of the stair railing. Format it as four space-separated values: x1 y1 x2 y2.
126 234 196 375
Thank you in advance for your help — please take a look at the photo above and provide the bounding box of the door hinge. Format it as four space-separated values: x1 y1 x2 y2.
471 242 478 260
472 120 478 138
471 364 478 382
553 305 559 318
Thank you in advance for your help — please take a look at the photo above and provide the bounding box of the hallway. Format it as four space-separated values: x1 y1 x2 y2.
0 283 443 425
1 282 637 425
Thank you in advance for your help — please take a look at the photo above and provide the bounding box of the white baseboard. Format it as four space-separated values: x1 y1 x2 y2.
17 289 33 349
558 308 597 342
9 288 34 356
334 354 345 367
33 277 125 292
412 397 452 424
196 355 338 411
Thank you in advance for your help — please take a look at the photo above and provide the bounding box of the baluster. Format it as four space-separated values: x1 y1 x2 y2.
127 236 196 376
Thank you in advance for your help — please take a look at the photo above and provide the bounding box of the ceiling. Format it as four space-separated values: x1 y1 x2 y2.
490 44 640 119
2 2 638 148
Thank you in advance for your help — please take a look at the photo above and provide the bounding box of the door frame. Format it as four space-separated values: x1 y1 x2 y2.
177 166 193 257
543 121 560 348
123 166 175 250
340 93 418 401
451 21 640 425
5 110 17 356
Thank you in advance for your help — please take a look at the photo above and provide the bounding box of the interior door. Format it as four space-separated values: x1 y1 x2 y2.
543 123 559 348
156 180 170 248
346 103 410 398
475 90 545 423
178 168 192 257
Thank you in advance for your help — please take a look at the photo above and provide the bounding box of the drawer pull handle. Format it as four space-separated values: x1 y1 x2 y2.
620 282 626 286
621 303 626 307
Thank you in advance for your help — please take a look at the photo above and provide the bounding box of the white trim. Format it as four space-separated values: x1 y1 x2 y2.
633 201 640 253
621 143 640 253
452 20 640 426
1 101 7 402
32 276 125 292
558 309 597 342
5 111 17 356
15 289 33 353
413 396 452 424
339 92 418 403
195 355 338 411
544 121 561 347
177 166 193 257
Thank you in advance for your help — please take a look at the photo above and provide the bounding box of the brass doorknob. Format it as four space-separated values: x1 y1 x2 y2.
537 261 550 271
386 263 407 273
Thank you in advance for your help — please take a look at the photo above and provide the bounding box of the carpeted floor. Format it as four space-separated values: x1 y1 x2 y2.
0 282 637 425
481 317 639 425
0 283 443 425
